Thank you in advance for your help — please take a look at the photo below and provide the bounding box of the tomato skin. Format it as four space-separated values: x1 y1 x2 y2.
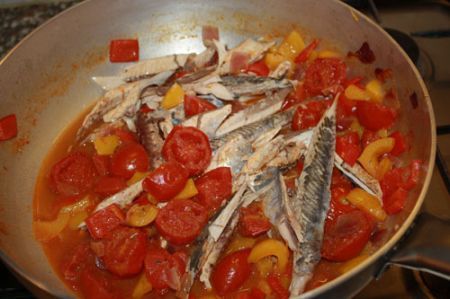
142 162 189 202
144 247 185 290
239 205 271 237
337 94 357 131
110 142 149 179
85 204 125 240
100 226 147 277
194 167 233 211
304 58 346 96
294 39 320 64
246 59 270 76
267 273 289 299
235 288 266 299
50 152 97 197
361 129 379 148
356 101 397 131
61 243 93 284
292 100 331 131
155 199 208 245
109 39 139 62
80 269 120 299
380 160 421 197
184 95 216 117
282 83 307 111
94 176 127 197
92 154 111 177
322 210 373 262
113 128 137 143
211 249 252 296
390 131 408 156
162 126 212 176
383 187 408 215
0 114 18 141
336 132 362 166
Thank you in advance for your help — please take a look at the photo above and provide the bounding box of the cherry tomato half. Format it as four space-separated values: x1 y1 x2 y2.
211 249 252 296
0 114 18 141
155 199 208 245
50 152 97 197
109 39 139 63
246 59 270 76
100 226 147 277
162 126 212 176
291 100 331 131
111 142 149 179
85 204 125 240
322 210 373 262
194 167 232 211
144 247 185 290
142 162 189 202
239 205 271 237
356 101 397 131
336 132 362 166
94 176 127 197
80 269 120 299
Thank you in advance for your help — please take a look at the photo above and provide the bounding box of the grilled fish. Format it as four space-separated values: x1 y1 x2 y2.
220 75 292 99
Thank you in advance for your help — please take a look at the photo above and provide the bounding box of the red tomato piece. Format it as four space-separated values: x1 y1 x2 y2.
134 193 150 206
85 204 125 240
305 262 339 291
267 273 289 299
230 51 250 73
92 154 111 176
61 243 93 284
383 187 408 215
113 127 137 143
336 94 357 131
110 142 149 179
211 249 252 296
336 131 362 166
390 131 408 156
304 58 346 96
109 39 139 62
50 152 97 197
194 167 233 211
100 226 147 277
361 129 380 148
0 114 18 141
294 39 320 64
296 159 304 175
184 95 216 117
246 59 270 76
282 83 307 111
80 269 119 299
322 210 373 262
142 162 189 202
139 104 154 114
380 160 422 197
356 101 397 131
155 199 208 245
94 176 127 197
235 287 266 299
291 100 331 131
144 247 184 290
162 126 212 176
239 205 271 237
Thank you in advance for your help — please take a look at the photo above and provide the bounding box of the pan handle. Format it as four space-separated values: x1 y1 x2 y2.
377 213 450 280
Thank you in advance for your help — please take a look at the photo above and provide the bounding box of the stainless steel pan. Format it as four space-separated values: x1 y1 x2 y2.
0 0 446 298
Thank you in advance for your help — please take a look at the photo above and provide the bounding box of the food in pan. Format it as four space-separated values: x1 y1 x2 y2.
33 26 421 298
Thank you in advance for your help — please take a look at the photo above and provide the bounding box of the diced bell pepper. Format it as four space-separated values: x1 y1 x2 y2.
248 239 289 273
161 83 184 109
358 137 395 178
346 188 387 221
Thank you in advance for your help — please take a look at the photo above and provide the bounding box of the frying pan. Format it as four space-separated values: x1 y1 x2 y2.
0 0 447 298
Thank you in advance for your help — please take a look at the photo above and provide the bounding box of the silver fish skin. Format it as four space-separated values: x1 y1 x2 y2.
178 184 246 298
207 109 295 177
182 104 232 139
215 89 290 137
220 75 292 99
249 168 298 251
136 111 165 169
286 99 337 296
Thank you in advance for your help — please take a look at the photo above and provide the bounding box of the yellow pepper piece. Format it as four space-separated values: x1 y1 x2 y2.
126 204 159 227
358 137 395 178
94 135 120 156
309 50 318 61
317 50 341 58
278 30 305 60
34 212 70 242
377 157 393 180
248 239 289 273
377 129 388 138
132 273 152 299
67 210 89 230
256 256 275 277
264 52 287 70
344 84 371 101
346 188 387 221
226 236 257 254
127 171 149 186
339 254 370 273
174 178 198 200
350 118 364 138
258 280 273 295
365 79 385 103
161 83 184 109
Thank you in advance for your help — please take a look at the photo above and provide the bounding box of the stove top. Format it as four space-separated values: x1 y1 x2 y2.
0 0 449 298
